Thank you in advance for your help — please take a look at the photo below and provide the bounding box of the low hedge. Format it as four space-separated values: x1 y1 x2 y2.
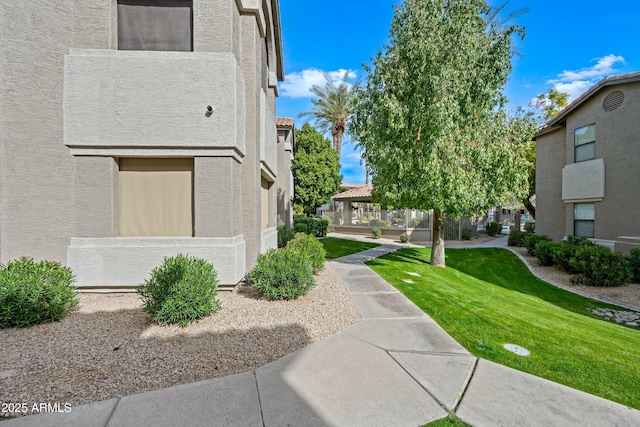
630 248 640 283
293 217 329 237
277 225 295 248
485 222 502 236
249 247 315 300
138 254 221 327
286 233 326 273
569 245 632 287
0 257 78 328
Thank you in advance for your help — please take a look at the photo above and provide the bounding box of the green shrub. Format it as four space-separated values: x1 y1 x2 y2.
249 247 315 300
277 225 295 248
372 228 382 239
292 217 329 237
137 254 221 327
534 241 556 266
0 257 78 328
566 235 595 246
524 221 535 234
400 232 410 243
507 230 527 247
551 236 596 273
461 228 473 240
524 234 553 256
552 242 579 273
629 248 640 283
485 222 501 236
287 233 326 273
569 245 632 287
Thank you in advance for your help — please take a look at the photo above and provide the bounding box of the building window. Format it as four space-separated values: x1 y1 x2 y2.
261 177 271 230
119 158 194 237
574 124 595 163
574 203 594 238
117 0 193 51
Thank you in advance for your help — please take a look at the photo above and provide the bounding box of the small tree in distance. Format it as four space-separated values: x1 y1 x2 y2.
292 123 341 214
351 0 528 267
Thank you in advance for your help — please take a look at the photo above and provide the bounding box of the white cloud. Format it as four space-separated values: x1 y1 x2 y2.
544 54 625 101
279 68 357 98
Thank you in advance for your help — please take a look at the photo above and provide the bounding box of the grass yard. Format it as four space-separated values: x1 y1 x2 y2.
320 237 380 259
366 247 640 410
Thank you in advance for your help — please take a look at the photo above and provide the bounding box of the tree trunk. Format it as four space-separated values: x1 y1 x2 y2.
430 210 445 267
365 155 370 184
334 129 343 165
523 196 535 220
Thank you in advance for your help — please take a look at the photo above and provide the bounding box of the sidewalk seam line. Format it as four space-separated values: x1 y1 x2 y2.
386 351 450 411
253 370 266 427
453 357 479 413
103 397 121 427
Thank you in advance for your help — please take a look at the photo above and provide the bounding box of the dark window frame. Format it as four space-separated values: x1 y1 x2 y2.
117 0 194 52
574 124 596 163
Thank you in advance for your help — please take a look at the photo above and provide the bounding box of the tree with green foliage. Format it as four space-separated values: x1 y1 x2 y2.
533 87 569 121
298 72 356 166
292 123 341 214
351 0 528 267
508 108 538 218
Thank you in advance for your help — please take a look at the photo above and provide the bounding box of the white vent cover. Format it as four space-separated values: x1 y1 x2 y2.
603 90 624 112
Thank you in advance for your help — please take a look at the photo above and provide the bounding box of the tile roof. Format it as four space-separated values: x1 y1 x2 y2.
276 117 294 128
332 183 373 200
536 71 640 138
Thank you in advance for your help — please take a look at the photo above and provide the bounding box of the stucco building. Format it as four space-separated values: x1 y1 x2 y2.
0 0 291 289
534 72 640 253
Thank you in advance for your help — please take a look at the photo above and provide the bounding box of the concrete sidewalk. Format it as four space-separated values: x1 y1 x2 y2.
5 244 640 426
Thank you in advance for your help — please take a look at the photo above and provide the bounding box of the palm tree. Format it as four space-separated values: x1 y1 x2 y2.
298 71 355 166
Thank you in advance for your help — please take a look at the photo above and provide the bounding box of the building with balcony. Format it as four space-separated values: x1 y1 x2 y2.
534 72 640 253
0 0 289 289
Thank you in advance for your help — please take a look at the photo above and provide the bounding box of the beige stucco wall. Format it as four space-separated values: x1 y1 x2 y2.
1 0 284 286
0 1 75 263
535 127 566 241
537 81 640 242
563 82 640 240
276 126 294 228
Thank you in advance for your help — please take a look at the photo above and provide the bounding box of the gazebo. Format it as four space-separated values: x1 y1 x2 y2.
327 184 432 243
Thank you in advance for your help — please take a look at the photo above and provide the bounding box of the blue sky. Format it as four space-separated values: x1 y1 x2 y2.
276 0 640 184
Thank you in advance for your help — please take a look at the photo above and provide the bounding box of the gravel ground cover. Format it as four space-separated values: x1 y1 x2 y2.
0 262 360 419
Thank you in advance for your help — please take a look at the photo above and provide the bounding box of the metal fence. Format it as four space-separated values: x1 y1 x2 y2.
321 209 431 229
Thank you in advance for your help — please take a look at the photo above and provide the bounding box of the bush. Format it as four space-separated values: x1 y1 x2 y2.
461 228 473 240
629 248 640 283
566 235 595 246
569 245 632 287
524 221 535 234
277 225 295 248
552 242 579 273
400 232 410 243
534 241 556 266
524 234 553 256
0 257 78 328
485 222 502 236
372 228 382 239
249 247 315 300
507 230 527 247
551 236 596 273
137 254 221 327
292 217 329 237
287 233 326 273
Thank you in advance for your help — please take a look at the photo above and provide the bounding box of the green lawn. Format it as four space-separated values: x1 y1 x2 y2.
320 237 380 259
366 247 640 410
